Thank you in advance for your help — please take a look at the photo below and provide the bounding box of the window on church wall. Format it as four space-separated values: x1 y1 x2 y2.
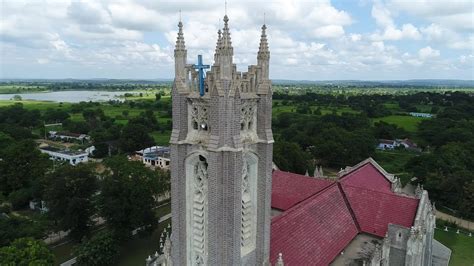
240 100 257 134
189 102 210 133
186 154 209 265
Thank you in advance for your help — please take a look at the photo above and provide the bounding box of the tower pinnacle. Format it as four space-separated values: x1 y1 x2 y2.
214 29 222 64
258 24 269 58
175 21 185 51
221 15 233 50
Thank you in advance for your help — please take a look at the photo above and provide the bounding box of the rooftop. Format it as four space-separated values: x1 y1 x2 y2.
270 159 420 265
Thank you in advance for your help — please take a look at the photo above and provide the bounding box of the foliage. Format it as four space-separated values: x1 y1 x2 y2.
273 141 310 174
8 188 32 210
74 230 119 266
0 216 48 247
43 163 98 240
0 237 55 265
0 139 50 196
98 157 167 238
119 123 154 153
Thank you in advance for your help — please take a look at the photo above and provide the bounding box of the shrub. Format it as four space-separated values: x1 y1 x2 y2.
8 189 31 210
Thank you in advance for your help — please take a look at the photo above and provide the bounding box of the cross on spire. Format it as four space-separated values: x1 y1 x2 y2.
193 55 210 96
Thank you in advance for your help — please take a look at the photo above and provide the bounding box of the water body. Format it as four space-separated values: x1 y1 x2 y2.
0 90 134 103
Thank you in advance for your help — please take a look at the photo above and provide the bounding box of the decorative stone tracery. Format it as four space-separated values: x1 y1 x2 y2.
241 154 257 256
190 101 209 131
240 100 257 132
188 155 208 265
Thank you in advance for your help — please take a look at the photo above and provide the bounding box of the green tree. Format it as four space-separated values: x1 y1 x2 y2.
119 123 154 153
0 140 50 196
0 216 48 247
273 141 310 174
98 157 165 238
74 230 119 266
43 164 98 240
0 237 55 265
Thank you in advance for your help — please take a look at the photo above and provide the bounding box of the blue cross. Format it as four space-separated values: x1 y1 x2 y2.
193 55 210 96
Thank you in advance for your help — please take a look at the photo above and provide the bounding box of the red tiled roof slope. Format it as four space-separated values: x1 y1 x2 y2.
272 170 334 211
270 184 359 265
340 163 392 193
342 184 419 237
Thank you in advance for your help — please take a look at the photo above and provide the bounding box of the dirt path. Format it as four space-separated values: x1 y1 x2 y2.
436 210 474 231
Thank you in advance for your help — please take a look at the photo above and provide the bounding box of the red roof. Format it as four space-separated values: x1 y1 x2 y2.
342 184 419 237
340 163 392 193
270 184 359 265
270 160 420 264
272 170 334 211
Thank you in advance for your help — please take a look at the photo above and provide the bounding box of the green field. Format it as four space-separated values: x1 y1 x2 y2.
372 115 430 132
434 229 474 266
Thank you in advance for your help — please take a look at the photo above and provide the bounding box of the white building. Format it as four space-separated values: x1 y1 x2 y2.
378 139 397 150
136 146 170 169
409 112 433 118
40 146 88 166
49 131 90 143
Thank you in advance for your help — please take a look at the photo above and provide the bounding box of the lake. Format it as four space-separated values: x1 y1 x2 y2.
0 90 135 103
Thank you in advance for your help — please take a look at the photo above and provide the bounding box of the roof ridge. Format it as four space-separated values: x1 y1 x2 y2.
271 182 338 224
341 183 418 200
337 183 361 232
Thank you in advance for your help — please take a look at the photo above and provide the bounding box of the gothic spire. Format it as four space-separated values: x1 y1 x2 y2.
258 24 269 59
175 21 186 51
214 29 222 64
221 15 233 51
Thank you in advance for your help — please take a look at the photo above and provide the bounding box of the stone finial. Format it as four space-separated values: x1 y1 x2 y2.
276 253 284 266
258 24 269 59
415 183 423 198
313 166 319 177
444 226 448 232
305 169 309 176
221 15 233 50
214 29 222 63
175 21 186 51
319 166 324 177
456 229 460 234
146 255 152 262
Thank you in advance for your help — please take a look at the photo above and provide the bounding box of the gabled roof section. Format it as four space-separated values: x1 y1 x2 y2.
342 184 419 237
271 170 334 211
339 158 394 193
270 184 359 265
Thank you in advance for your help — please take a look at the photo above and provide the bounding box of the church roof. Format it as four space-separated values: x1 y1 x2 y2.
342 184 419 237
340 162 392 193
271 170 334 211
270 184 359 266
270 159 420 265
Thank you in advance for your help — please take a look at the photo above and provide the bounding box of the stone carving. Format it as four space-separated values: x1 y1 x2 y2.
192 158 208 265
240 100 256 132
241 160 253 250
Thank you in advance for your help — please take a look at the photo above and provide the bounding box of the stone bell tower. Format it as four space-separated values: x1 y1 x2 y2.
170 15 273 265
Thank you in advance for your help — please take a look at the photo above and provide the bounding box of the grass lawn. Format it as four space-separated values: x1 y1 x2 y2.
372 115 430 132
434 229 474 266
151 131 171 146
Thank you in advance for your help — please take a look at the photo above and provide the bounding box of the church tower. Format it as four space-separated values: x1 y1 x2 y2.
170 15 274 265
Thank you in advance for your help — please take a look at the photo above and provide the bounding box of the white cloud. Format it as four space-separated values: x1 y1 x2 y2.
418 46 440 59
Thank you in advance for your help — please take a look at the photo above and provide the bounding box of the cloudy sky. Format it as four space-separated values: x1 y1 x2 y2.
1 0 473 80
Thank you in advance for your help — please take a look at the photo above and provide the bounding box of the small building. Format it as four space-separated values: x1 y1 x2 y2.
49 131 90 143
377 138 421 152
398 138 421 152
377 139 396 150
136 146 171 169
39 146 89 166
409 112 433 118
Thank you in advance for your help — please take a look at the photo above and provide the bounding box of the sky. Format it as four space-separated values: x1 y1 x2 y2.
0 0 473 80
